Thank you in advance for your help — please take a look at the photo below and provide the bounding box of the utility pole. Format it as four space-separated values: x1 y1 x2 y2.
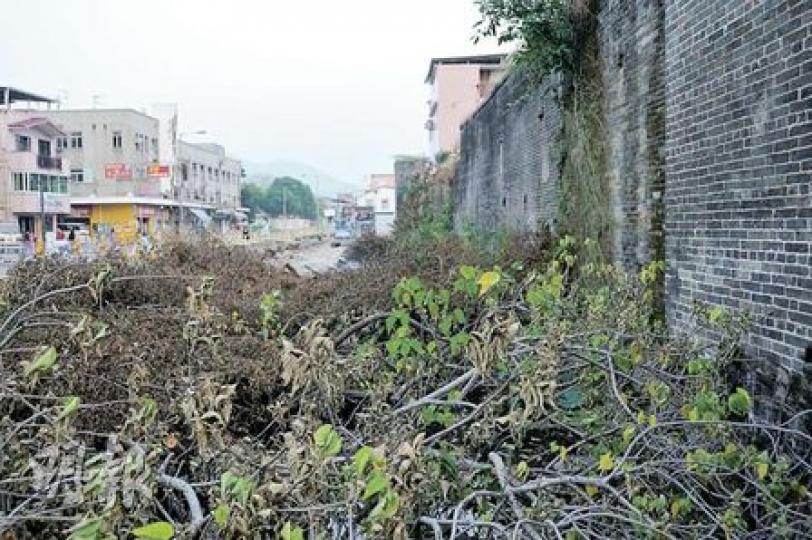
38 177 46 255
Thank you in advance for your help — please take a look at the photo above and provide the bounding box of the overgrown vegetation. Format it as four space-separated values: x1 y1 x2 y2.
557 85 611 264
475 0 584 82
476 0 613 267
393 156 455 244
1 236 809 538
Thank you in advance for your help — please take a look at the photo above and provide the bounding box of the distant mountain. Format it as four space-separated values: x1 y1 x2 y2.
243 160 363 198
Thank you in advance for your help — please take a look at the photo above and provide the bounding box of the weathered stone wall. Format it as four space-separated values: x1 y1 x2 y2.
601 0 666 272
453 0 666 270
664 0 812 403
450 0 811 398
452 73 561 233
394 156 431 210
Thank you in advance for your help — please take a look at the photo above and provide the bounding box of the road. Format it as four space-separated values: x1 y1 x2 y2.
269 240 347 276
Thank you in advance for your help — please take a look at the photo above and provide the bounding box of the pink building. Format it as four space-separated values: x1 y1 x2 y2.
0 88 71 239
424 54 507 159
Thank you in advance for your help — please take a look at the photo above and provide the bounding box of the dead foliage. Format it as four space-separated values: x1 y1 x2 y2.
0 236 809 539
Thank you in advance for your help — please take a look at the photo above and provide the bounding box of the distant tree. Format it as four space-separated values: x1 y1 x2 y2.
241 177 317 220
240 183 265 220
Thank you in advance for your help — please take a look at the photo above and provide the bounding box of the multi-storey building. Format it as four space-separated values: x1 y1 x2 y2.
176 141 243 230
152 103 244 233
0 87 71 243
42 108 170 242
424 54 507 159
360 174 396 236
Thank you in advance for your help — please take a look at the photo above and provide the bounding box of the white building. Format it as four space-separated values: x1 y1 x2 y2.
152 103 244 232
41 108 173 241
361 174 396 236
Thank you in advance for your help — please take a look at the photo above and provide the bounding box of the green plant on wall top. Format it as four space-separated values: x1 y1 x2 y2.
475 0 591 81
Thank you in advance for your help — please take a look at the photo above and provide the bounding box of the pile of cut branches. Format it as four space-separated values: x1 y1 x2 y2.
1 236 809 539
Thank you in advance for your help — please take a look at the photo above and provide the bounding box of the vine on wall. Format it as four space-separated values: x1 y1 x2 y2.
476 0 613 265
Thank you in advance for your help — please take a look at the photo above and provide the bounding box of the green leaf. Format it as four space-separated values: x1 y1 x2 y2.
212 504 230 528
449 332 470 355
314 424 342 457
622 424 636 444
556 385 583 410
131 521 174 540
353 446 373 476
25 346 58 377
477 271 501 295
368 489 400 522
363 470 389 500
280 522 304 540
68 517 104 540
756 462 769 481
220 471 255 506
58 395 81 422
708 306 726 323
728 387 752 416
460 265 477 280
598 452 614 473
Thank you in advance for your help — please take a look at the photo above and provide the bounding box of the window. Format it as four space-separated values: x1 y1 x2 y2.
112 132 122 149
29 174 39 192
181 163 189 181
56 137 68 151
15 135 31 152
71 169 84 183
59 176 68 193
70 132 82 148
49 175 59 192
12 172 26 191
381 199 390 211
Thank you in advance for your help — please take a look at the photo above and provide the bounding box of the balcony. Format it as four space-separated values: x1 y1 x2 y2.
6 151 67 174
37 155 62 170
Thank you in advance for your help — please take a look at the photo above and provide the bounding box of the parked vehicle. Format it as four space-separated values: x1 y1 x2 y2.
331 228 352 247
0 222 23 243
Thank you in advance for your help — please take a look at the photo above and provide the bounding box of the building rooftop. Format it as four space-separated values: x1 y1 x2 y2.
46 108 159 121
369 174 395 190
7 117 66 138
1 86 58 105
424 54 508 83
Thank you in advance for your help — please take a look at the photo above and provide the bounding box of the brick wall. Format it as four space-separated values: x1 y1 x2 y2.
449 0 811 405
601 0 666 271
664 0 812 402
453 0 666 264
452 73 561 233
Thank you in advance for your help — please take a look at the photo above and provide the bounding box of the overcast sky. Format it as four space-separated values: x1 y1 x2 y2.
2 0 507 187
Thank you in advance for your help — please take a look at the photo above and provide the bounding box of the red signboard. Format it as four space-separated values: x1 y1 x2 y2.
147 164 170 178
104 163 132 180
